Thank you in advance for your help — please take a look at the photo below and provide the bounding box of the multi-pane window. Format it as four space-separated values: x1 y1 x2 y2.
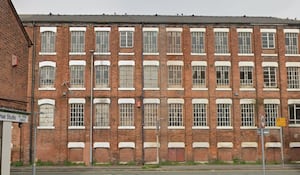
261 31 275 49
94 99 110 127
69 99 85 127
287 66 300 89
168 63 183 88
240 66 253 88
70 63 85 88
285 32 298 54
40 27 56 53
192 100 207 127
119 99 134 127
217 103 231 127
264 103 279 127
214 29 229 54
38 99 55 127
240 102 255 127
119 28 134 48
238 31 252 54
143 61 159 89
119 61 134 89
192 64 206 88
191 29 205 54
39 63 55 88
95 29 110 53
144 100 159 127
216 66 230 88
143 29 158 53
288 102 300 125
263 66 277 88
70 28 85 53
95 61 110 88
167 29 182 53
168 101 184 127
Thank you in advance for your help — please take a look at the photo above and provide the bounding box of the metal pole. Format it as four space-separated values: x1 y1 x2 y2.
261 128 266 175
156 120 159 164
280 127 284 167
32 112 38 175
89 50 94 166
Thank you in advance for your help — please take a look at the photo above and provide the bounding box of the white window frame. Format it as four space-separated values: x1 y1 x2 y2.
264 99 280 128
286 62 300 91
166 28 183 55
68 98 86 129
239 62 254 90
216 99 232 129
118 98 135 129
284 29 300 56
261 29 276 49
38 99 55 129
143 61 159 90
192 61 207 90
38 61 56 90
262 62 278 90
118 61 135 90
69 60 86 90
237 29 253 55
143 98 160 129
93 98 110 129
69 27 86 55
94 27 111 55
214 28 230 55
240 99 256 129
190 28 206 55
192 99 209 129
39 27 57 55
168 98 184 129
167 61 184 90
288 99 300 126
94 61 110 90
215 61 231 90
119 27 134 48
143 28 159 55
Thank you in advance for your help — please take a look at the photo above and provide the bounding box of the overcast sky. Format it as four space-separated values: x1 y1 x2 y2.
11 0 300 19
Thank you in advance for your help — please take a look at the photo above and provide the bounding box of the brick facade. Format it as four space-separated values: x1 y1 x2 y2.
15 14 300 165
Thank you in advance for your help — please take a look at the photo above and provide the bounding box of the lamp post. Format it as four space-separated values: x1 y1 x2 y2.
89 50 95 166
32 112 43 175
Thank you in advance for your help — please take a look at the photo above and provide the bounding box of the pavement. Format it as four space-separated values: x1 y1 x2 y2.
10 163 300 172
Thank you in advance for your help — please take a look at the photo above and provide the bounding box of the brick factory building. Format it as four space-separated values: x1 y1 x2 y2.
15 14 300 165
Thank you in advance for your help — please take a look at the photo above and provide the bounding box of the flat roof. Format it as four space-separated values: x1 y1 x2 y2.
19 14 300 26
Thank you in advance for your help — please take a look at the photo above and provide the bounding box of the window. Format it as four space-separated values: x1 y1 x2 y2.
285 32 298 54
69 99 85 127
167 28 182 53
240 66 253 88
191 29 205 54
261 31 275 49
238 31 252 54
94 98 110 127
240 101 255 127
38 99 55 127
168 61 183 88
70 28 86 53
217 103 231 127
143 28 158 53
192 63 206 88
70 62 85 88
168 99 184 127
39 62 56 88
144 99 160 127
287 66 300 89
192 99 208 127
118 99 134 127
95 61 110 88
40 27 56 53
264 103 279 127
119 61 134 89
288 101 300 125
214 29 229 54
263 66 277 88
95 29 110 53
143 61 159 89
216 66 230 88
119 27 134 48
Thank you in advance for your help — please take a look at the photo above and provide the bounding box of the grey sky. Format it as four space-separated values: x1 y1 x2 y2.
11 0 300 19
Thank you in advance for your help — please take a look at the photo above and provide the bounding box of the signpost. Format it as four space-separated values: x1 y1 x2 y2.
276 117 286 167
260 115 266 175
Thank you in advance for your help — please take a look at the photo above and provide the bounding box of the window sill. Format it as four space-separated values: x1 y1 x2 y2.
69 52 86 55
143 53 159 55
93 126 110 129
192 126 209 130
94 88 111 91
288 124 300 127
216 88 232 91
216 126 233 130
118 52 135 56
118 126 135 130
143 88 160 91
166 53 183 55
240 88 256 91
118 88 135 91
68 88 86 91
167 88 184 91
240 126 257 130
214 53 231 56
143 126 157 130
38 88 56 91
263 88 279 91
191 53 207 56
238 53 254 56
68 126 85 129
94 52 111 55
192 88 208 91
287 88 300 91
285 54 300 57
37 126 55 129
265 126 280 129
168 126 185 129
39 52 57 55
261 53 278 57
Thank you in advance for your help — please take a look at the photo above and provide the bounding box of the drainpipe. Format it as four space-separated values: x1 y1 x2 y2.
30 21 37 164
140 23 145 165
89 50 95 166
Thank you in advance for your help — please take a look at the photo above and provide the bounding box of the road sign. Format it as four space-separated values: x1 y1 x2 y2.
276 117 286 127
257 128 270 135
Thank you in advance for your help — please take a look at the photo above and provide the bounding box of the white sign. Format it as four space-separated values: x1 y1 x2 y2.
0 111 28 123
